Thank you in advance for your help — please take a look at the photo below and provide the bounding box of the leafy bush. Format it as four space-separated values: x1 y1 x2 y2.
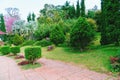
87 18 97 31
1 46 10 55
34 24 52 40
70 17 95 51
11 34 24 45
24 46 41 64
50 24 65 45
34 39 52 47
110 50 120 72
21 40 35 46
10 46 20 55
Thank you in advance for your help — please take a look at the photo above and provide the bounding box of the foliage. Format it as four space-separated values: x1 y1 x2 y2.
81 0 85 17
34 39 52 47
1 46 10 55
34 24 51 40
10 46 20 55
21 40 35 46
24 46 41 63
50 25 65 45
27 12 36 22
12 34 24 45
110 50 120 72
76 0 80 17
100 0 120 45
70 17 95 50
0 14 6 41
87 10 95 19
87 18 97 31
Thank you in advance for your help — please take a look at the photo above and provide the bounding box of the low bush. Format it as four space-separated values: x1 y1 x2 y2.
1 46 10 55
34 39 52 47
110 50 120 72
24 46 41 64
10 46 20 55
21 40 36 46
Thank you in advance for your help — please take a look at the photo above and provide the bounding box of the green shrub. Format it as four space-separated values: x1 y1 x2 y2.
50 24 65 45
70 17 95 51
21 40 35 46
25 46 41 64
12 34 24 45
1 46 10 55
34 39 52 47
10 46 20 55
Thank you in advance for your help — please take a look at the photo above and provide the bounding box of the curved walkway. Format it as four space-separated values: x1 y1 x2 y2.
0 56 117 80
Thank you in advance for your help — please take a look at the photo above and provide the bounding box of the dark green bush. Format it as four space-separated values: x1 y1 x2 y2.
1 46 10 55
21 40 36 46
25 46 41 64
50 24 65 45
10 46 20 55
70 17 95 51
34 39 52 47
11 34 24 45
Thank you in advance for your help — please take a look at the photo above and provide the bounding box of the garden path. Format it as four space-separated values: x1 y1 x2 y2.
0 56 118 80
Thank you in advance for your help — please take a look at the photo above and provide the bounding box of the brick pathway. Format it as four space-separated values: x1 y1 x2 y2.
0 56 118 80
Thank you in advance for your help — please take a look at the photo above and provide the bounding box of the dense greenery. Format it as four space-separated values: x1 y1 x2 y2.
25 46 41 64
1 46 10 55
50 25 65 45
70 17 95 50
100 0 120 45
10 46 20 55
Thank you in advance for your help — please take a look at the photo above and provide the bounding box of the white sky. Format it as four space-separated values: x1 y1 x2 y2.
0 0 101 20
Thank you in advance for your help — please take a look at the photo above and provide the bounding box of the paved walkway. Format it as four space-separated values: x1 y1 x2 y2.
0 56 118 80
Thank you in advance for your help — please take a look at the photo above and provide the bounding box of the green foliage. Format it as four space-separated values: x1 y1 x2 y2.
10 46 20 55
21 40 35 46
76 0 80 17
25 46 41 63
12 34 24 45
70 17 95 50
1 46 10 55
87 18 97 31
0 14 6 41
50 25 65 45
87 10 95 19
81 0 85 17
34 24 51 40
34 39 52 47
100 0 120 45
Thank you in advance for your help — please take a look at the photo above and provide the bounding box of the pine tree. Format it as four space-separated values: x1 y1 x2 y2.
76 0 80 17
81 0 85 17
32 13 36 21
0 14 6 32
27 13 32 22
100 0 120 45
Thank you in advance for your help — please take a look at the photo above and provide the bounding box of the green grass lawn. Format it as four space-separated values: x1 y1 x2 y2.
42 46 120 73
41 33 120 74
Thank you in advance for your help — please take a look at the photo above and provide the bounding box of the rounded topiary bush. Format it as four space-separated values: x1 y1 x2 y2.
12 34 24 45
50 24 65 45
34 39 52 47
10 46 20 55
24 46 41 64
70 17 95 51
1 46 10 55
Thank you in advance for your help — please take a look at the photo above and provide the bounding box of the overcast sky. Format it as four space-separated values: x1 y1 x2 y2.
0 0 101 20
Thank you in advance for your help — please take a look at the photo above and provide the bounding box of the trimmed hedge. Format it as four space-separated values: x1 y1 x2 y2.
10 46 20 55
24 46 41 63
1 46 10 55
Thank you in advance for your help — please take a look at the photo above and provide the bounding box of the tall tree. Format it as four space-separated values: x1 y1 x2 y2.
0 14 6 32
100 0 120 45
27 13 32 22
76 0 80 17
81 0 85 17
32 12 36 21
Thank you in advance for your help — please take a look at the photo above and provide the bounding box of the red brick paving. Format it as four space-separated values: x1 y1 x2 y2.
0 56 118 80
